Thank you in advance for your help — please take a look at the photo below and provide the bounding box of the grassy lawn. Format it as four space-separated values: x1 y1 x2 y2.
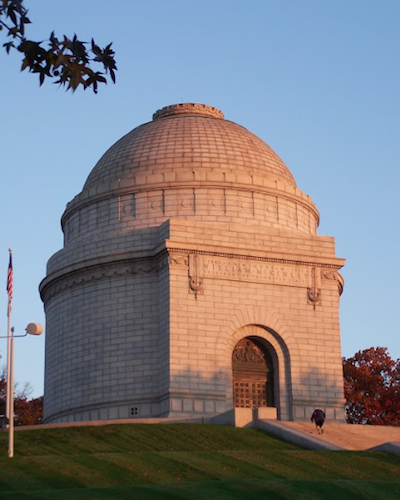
0 424 399 499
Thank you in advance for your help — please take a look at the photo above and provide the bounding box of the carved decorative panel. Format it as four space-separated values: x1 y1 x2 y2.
203 256 311 288
188 254 204 297
233 339 266 365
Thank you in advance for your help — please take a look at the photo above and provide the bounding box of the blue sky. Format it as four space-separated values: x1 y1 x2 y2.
0 0 399 397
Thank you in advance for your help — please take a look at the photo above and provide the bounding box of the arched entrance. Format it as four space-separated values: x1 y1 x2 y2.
232 337 274 408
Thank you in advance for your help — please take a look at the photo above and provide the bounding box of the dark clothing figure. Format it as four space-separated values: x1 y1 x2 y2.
311 409 325 434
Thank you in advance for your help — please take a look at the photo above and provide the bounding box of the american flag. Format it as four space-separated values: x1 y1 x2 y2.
6 250 13 317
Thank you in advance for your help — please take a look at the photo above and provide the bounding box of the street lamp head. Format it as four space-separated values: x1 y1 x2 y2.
25 323 43 336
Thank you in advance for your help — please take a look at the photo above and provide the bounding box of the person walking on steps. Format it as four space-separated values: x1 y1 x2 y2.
311 408 325 434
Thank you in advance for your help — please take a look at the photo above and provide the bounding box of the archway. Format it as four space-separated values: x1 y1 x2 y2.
232 336 274 408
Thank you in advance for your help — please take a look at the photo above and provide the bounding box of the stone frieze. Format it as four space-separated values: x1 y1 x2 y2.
41 249 343 303
202 255 311 287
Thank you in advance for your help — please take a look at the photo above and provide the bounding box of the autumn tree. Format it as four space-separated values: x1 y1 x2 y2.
0 371 5 421
14 395 43 425
343 347 400 426
0 369 43 426
0 0 116 92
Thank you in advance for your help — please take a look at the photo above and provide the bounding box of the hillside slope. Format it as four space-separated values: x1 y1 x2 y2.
0 424 399 499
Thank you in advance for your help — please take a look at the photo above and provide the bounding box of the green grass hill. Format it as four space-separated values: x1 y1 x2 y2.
0 423 399 499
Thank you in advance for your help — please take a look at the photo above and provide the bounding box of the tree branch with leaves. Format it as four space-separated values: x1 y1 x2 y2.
0 0 117 93
343 347 400 426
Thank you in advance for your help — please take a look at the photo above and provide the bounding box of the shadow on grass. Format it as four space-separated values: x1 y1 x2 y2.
1 479 400 500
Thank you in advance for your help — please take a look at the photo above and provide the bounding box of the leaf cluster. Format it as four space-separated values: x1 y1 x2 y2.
0 0 117 93
343 347 400 426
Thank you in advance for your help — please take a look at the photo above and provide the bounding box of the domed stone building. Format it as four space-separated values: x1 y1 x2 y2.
40 103 346 423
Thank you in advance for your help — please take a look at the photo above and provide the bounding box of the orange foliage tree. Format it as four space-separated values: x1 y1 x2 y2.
343 347 400 426
0 370 43 426
14 395 43 425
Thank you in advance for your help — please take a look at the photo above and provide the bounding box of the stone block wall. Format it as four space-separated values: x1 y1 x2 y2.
41 218 345 423
61 187 319 250
43 270 162 422
164 219 345 421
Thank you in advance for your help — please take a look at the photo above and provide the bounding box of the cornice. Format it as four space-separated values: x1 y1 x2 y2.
41 243 344 304
165 242 345 269
40 252 168 303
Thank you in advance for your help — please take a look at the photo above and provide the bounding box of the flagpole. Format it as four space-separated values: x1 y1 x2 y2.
6 308 11 420
8 332 14 458
0 323 43 459
2 248 42 459
6 248 12 421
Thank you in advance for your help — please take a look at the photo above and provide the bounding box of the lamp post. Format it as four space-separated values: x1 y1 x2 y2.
0 322 43 458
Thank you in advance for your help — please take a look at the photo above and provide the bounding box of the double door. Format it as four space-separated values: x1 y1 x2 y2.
232 337 274 408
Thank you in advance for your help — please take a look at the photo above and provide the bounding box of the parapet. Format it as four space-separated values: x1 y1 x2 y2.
153 102 224 120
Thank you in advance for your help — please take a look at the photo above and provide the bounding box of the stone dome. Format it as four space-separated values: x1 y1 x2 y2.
61 103 319 251
83 103 297 191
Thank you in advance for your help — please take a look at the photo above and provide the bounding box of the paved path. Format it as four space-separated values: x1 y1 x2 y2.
283 421 400 451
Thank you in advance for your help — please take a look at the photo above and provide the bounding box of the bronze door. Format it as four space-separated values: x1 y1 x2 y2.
232 337 274 408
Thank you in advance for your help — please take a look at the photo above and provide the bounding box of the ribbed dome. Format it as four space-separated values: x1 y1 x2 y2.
61 103 319 245
84 103 297 191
